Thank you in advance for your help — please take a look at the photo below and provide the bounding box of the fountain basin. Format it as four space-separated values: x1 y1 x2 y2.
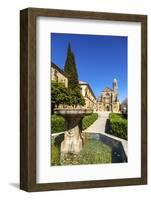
51 132 127 166
54 108 93 116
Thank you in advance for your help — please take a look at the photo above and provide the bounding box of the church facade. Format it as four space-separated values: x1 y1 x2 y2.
97 79 120 112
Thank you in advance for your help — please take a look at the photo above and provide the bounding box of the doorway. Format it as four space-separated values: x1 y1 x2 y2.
106 105 110 111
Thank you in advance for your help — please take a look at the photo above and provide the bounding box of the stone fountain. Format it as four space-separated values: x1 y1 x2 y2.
54 108 93 163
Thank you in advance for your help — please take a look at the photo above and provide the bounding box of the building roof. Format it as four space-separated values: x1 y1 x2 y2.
79 81 87 84
51 62 68 78
102 87 113 92
79 81 96 100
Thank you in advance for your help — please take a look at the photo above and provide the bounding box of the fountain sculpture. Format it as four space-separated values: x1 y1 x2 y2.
54 108 93 162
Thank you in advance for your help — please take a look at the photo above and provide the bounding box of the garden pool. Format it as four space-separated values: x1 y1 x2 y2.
51 132 127 166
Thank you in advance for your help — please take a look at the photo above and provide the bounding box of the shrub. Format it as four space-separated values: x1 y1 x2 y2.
51 115 65 133
109 113 127 140
51 113 98 133
82 113 98 130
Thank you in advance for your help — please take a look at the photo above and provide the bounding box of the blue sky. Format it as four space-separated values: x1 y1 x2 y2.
51 33 127 102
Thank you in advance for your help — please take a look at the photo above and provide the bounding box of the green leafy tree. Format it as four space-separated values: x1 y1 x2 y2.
51 81 69 113
68 88 85 108
51 80 85 112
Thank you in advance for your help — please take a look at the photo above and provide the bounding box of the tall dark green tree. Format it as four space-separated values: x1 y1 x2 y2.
64 43 79 89
64 43 85 107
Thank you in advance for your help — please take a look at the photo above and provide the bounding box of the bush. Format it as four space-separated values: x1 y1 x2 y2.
109 113 127 140
51 115 65 133
82 113 98 130
51 113 98 133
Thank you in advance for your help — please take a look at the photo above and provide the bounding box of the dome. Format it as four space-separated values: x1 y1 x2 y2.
113 78 117 82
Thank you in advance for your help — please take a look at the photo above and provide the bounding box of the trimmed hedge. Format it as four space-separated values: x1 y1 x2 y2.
51 113 98 133
82 113 98 130
109 113 127 140
51 115 65 133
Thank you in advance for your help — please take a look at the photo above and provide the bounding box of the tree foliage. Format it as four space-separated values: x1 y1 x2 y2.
68 87 85 107
51 81 69 113
51 81 85 112
121 97 128 106
51 43 85 112
64 43 79 89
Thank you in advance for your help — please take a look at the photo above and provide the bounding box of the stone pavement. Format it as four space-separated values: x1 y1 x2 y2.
84 112 110 133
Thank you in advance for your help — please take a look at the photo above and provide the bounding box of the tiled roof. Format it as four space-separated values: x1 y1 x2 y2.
51 62 68 77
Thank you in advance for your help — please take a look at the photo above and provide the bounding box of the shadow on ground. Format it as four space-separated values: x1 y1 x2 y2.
9 183 19 189
105 119 110 133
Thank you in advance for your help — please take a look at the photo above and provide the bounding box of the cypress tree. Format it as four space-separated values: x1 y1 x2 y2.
64 43 85 107
64 43 79 89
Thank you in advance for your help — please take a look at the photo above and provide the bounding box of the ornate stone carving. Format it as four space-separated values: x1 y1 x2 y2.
54 108 93 164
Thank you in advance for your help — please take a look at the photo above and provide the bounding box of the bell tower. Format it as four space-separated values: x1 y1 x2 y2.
113 78 118 101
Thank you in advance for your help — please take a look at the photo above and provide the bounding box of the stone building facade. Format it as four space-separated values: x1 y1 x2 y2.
79 81 96 110
51 62 68 87
51 63 96 110
97 79 120 112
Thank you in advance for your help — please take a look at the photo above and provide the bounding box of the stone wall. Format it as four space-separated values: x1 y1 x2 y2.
51 66 68 87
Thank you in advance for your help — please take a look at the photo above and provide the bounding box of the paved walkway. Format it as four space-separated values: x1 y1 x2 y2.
84 112 110 133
